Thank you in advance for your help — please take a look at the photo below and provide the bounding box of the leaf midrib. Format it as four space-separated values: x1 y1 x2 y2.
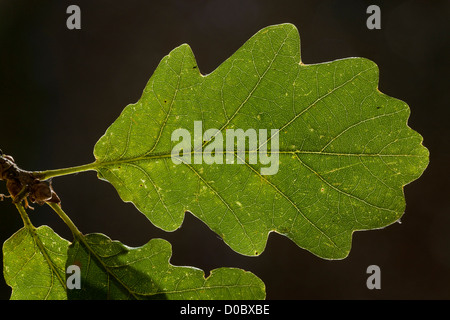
95 149 425 168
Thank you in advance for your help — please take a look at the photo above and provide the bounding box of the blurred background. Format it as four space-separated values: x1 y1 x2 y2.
0 0 448 299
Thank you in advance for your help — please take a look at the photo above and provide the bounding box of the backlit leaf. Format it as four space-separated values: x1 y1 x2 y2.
93 23 429 259
3 225 69 300
67 234 265 300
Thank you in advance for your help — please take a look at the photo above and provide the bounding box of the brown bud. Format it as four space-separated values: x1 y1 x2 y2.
29 181 53 205
6 179 24 198
0 155 16 181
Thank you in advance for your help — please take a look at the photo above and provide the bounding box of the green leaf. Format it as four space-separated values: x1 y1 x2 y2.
3 225 69 300
67 233 265 300
93 23 429 259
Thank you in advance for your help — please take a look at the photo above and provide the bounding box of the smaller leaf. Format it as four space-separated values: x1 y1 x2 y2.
3 225 69 300
67 233 265 300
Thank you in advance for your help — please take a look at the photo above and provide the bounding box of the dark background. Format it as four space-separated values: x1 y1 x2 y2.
0 0 448 300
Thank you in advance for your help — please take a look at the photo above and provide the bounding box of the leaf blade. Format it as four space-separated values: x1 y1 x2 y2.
67 234 265 300
93 23 429 259
3 225 69 300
